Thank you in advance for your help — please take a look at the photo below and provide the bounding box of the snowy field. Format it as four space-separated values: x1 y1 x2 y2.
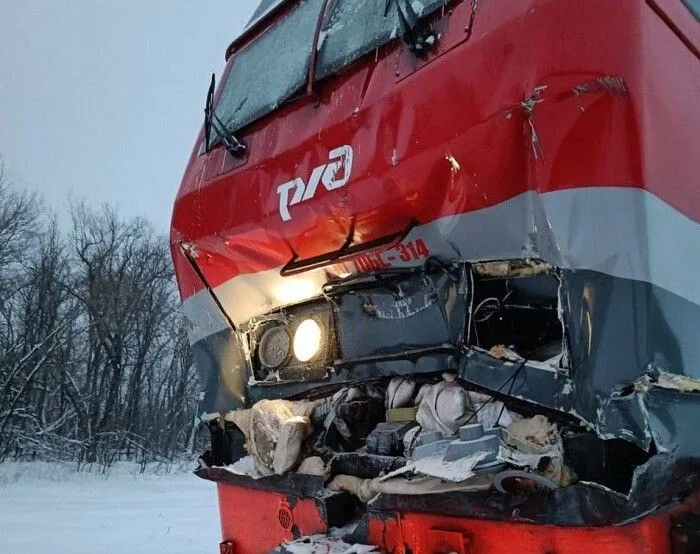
0 461 220 554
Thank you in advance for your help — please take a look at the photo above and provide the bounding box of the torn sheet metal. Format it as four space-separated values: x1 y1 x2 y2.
336 269 466 361
195 256 700 468
196 258 700 464
197 451 700 528
642 388 700 458
198 370 698 529
367 454 700 526
458 349 580 421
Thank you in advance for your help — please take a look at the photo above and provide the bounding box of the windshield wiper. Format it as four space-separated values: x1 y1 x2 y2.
384 0 437 58
212 113 247 158
322 255 455 295
204 74 215 152
203 73 247 158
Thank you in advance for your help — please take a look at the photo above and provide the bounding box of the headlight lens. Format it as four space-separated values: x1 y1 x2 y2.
293 319 323 362
258 326 290 369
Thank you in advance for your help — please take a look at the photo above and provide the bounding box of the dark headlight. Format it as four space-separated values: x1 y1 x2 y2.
257 325 290 369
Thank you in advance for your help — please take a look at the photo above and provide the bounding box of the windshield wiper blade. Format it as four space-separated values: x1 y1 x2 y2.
384 0 437 57
203 73 215 153
322 267 417 294
212 113 247 158
322 255 456 294
202 73 247 158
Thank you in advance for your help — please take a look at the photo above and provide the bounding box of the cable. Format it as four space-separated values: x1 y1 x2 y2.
495 360 526 425
472 297 500 322
472 290 514 323
466 269 475 346
464 358 528 426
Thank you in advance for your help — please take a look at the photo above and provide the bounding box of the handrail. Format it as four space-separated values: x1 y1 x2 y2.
280 218 418 276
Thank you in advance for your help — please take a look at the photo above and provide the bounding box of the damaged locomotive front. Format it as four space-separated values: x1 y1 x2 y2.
170 0 700 551
196 259 700 549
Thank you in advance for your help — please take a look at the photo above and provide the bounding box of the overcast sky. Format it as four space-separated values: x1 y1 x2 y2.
0 1 259 231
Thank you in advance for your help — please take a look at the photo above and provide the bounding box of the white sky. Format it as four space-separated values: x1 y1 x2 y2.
0 1 259 231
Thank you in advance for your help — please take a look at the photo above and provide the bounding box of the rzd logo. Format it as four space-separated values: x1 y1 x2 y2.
277 145 354 221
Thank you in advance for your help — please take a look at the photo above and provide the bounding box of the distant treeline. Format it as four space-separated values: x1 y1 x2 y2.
0 160 200 468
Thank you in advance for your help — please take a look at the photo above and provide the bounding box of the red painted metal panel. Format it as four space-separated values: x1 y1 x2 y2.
368 511 672 554
216 483 327 554
171 0 700 301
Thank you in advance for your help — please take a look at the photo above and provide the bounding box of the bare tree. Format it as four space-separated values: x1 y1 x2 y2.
0 160 199 467
0 161 40 359
68 203 188 464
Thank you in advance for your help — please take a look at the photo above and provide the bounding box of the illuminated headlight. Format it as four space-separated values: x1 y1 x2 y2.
258 326 290 369
293 319 323 362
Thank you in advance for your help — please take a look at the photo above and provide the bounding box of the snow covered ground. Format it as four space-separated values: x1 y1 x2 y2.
0 461 220 554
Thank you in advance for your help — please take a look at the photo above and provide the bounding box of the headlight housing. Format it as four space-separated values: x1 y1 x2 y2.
249 301 335 381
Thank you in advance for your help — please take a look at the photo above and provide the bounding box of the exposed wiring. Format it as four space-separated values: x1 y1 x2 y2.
473 297 500 323
495 360 526 425
466 269 475 345
463 358 527 426
472 290 514 323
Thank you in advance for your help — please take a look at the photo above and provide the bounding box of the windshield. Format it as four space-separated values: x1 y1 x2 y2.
245 0 288 32
214 0 450 138
214 0 324 135
316 0 449 78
